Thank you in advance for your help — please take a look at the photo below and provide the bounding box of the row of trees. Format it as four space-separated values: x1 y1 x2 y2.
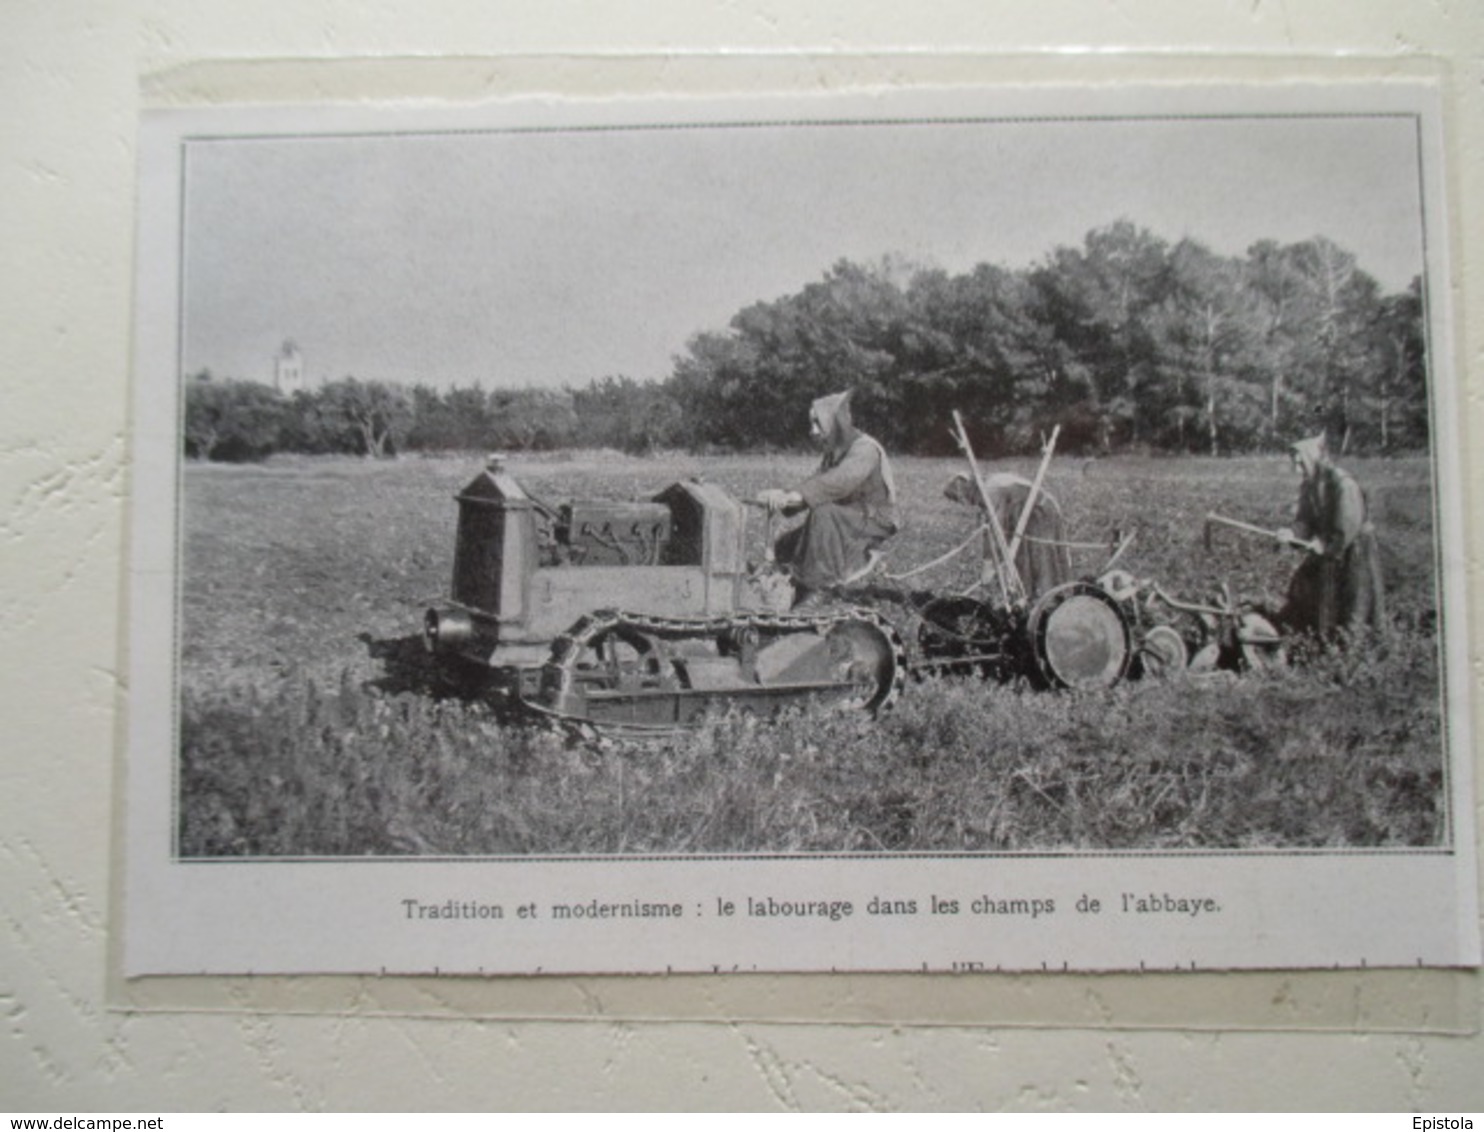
182 376 616 461
671 224 1429 456
185 221 1431 461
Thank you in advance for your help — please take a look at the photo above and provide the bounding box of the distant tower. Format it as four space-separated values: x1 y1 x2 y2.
274 340 305 394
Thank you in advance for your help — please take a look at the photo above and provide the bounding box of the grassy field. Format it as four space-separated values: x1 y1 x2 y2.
176 449 1450 856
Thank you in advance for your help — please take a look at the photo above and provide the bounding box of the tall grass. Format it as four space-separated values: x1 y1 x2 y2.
179 626 1443 857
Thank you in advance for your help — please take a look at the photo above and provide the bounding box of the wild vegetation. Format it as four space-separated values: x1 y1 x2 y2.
176 450 1448 857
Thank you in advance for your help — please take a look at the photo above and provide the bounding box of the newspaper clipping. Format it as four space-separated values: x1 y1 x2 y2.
124 79 1479 977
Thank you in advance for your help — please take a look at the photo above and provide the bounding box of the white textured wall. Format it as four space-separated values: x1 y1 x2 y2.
4 0 1483 1112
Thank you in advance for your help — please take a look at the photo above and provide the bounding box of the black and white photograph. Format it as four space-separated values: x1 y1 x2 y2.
125 82 1479 976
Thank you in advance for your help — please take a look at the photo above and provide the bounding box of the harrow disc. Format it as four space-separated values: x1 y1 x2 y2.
1236 611 1286 671
1136 624 1189 679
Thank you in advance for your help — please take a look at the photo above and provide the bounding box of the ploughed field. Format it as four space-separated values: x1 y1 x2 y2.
178 450 1448 856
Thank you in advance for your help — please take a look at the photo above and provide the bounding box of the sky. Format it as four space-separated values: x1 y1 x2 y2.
179 109 1427 390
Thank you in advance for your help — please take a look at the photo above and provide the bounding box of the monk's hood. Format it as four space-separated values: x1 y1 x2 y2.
809 391 854 450
1290 434 1327 476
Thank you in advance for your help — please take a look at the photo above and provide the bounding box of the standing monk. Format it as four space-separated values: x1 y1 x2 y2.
943 470 1073 602
757 390 897 608
1277 434 1387 639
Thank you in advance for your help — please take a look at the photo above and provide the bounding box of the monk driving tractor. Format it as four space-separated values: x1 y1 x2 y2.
755 390 899 610
756 397 1145 689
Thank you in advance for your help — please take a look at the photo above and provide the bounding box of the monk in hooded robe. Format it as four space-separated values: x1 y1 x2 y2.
757 390 897 606
943 470 1073 601
1277 434 1387 639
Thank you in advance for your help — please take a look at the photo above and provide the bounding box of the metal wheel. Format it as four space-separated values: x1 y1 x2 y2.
915 596 1012 677
1236 612 1286 671
823 618 903 711
574 624 675 693
1136 624 1188 679
1026 582 1132 690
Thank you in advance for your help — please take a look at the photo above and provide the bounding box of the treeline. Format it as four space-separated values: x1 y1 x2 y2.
185 221 1430 462
672 223 1428 457
182 375 676 462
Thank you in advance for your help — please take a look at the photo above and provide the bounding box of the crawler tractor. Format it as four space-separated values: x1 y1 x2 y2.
421 456 905 736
